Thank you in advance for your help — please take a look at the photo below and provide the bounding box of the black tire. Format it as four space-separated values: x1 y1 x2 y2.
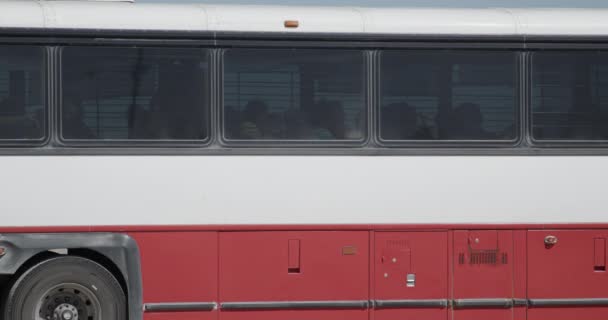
3 256 126 320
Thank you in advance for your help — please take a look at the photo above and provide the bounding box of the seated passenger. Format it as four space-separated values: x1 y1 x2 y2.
167 94 205 140
447 103 494 139
284 109 313 139
322 101 345 139
62 96 96 139
148 86 206 140
262 113 284 139
239 100 269 139
344 109 365 140
309 100 342 140
224 105 242 140
381 102 431 140
0 96 38 139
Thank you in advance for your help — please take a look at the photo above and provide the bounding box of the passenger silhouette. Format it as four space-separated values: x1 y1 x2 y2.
313 100 344 139
381 102 431 140
447 103 494 139
0 96 38 139
239 100 269 139
62 96 96 139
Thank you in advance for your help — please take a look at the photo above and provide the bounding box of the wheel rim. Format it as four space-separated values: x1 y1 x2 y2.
35 283 102 320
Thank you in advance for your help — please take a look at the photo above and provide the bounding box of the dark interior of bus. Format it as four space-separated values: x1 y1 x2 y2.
0 46 45 141
61 47 208 141
1 45 608 144
223 49 365 141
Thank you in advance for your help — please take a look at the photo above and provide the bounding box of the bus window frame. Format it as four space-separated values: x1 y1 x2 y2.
56 44 213 148
0 44 49 147
3 30 608 153
218 47 371 148
374 48 524 148
528 49 608 148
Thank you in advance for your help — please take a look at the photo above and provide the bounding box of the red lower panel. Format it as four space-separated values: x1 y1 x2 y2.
129 232 218 304
528 308 608 320
374 309 446 320
220 310 367 320
513 307 526 320
219 231 368 301
453 230 514 298
374 232 448 300
453 309 514 320
145 312 217 320
528 230 608 298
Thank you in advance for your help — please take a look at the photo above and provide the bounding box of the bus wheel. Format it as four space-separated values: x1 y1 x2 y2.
3 256 126 320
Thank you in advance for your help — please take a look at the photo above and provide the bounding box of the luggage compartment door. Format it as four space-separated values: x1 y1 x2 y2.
219 231 369 320
528 230 608 320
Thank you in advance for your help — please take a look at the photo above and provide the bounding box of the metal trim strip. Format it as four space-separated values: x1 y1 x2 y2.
452 299 514 309
528 298 608 307
513 298 529 307
143 302 217 312
374 299 448 309
131 298 608 312
220 300 369 311
5 27 608 44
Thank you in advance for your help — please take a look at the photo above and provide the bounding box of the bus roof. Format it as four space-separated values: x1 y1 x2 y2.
0 1 607 36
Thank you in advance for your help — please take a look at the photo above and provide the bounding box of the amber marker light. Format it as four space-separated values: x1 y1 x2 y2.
284 20 300 28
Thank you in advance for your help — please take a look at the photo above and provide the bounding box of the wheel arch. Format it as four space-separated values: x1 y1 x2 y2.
0 233 142 320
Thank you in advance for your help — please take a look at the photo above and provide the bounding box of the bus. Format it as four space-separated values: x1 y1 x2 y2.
0 0 607 319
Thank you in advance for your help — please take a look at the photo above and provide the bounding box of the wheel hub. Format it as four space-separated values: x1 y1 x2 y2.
37 283 100 320
54 304 78 320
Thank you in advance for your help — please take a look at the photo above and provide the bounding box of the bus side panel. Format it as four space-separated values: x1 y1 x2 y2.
145 312 212 320
130 231 218 320
219 310 369 320
374 309 447 320
219 231 369 302
452 230 515 320
527 308 608 320
528 229 608 297
373 231 448 320
513 230 528 320
528 229 608 320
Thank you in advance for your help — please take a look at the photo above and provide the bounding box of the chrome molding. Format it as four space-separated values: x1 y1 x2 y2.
220 300 369 311
373 299 448 309
143 302 217 312
144 298 608 312
528 298 608 307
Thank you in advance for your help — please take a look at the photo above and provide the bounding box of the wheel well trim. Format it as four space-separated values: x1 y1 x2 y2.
0 233 142 320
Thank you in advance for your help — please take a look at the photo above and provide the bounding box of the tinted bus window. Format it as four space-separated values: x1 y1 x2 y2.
223 49 366 142
379 51 518 142
532 52 608 141
62 47 209 142
0 46 45 142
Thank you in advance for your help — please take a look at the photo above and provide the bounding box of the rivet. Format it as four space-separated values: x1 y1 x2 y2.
384 273 389 278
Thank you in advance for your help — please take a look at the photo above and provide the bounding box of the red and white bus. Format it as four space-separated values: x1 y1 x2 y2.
0 0 607 320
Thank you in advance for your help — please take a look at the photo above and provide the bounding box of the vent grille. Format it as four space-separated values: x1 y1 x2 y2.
386 240 409 248
459 250 509 265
